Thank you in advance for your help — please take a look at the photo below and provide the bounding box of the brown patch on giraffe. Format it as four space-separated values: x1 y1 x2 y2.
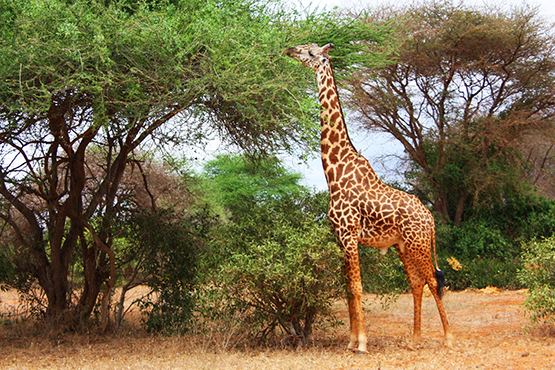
328 130 340 144
344 161 355 175
330 111 340 124
328 145 340 163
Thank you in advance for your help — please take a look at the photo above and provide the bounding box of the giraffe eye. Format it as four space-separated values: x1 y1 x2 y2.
308 51 314 57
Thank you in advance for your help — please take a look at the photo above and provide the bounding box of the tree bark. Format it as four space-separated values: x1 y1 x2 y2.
454 194 469 228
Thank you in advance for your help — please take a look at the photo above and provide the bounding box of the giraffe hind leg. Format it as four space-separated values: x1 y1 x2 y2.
398 244 454 348
409 281 425 349
428 269 454 347
395 247 425 348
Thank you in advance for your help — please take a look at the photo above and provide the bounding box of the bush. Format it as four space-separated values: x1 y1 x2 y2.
436 218 518 261
442 256 523 290
518 236 555 326
196 217 343 347
434 215 531 290
124 209 203 334
0 244 36 300
359 246 408 297
357 241 524 295
195 157 346 347
0 247 15 289
433 195 555 290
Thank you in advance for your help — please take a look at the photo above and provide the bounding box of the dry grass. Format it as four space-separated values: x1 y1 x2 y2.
1 288 554 369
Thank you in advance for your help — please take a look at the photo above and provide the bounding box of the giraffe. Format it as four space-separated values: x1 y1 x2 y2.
285 43 454 354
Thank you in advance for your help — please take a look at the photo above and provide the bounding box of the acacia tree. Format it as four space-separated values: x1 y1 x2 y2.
0 0 387 328
347 2 555 226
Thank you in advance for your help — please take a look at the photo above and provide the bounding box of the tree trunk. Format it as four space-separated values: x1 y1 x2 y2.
42 271 69 321
432 195 451 223
76 242 105 321
454 194 469 228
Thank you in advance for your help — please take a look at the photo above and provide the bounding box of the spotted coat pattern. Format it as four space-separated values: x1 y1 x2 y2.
285 43 454 353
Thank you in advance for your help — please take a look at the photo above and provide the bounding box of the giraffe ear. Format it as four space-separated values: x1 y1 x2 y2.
323 43 334 53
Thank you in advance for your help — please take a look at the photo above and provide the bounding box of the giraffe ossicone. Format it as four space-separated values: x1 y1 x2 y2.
285 43 454 353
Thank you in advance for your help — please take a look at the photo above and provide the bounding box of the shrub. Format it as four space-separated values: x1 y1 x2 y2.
357 243 524 295
433 195 555 291
0 246 15 289
359 246 407 297
125 209 202 334
196 158 345 347
443 256 523 290
436 218 518 261
518 236 555 326
435 216 529 290
196 216 344 347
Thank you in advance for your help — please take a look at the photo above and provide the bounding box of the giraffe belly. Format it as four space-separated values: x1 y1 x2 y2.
358 232 404 254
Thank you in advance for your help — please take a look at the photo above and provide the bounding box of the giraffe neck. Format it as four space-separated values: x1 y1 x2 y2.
315 62 363 186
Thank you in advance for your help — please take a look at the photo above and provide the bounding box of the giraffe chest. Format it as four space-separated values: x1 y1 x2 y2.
328 190 404 249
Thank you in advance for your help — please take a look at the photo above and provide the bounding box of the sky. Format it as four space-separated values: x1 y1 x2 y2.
305 0 555 17
287 0 555 191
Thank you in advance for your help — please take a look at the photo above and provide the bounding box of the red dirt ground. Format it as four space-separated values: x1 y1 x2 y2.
1 287 554 369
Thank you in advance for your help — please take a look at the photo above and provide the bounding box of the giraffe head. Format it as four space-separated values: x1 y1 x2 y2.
284 43 334 71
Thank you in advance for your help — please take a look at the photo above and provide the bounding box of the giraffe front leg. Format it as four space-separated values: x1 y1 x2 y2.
346 294 359 351
346 282 367 353
344 245 367 354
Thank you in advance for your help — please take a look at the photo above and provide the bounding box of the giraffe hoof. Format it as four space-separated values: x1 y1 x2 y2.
444 334 455 348
347 347 368 355
405 342 419 351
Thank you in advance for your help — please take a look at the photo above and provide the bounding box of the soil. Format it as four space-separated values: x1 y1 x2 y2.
1 287 554 369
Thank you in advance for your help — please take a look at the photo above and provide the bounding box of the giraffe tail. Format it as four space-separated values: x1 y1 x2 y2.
432 222 446 299
435 269 446 299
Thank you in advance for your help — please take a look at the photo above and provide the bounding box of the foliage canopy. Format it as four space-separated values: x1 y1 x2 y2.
347 1 555 226
0 0 388 327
